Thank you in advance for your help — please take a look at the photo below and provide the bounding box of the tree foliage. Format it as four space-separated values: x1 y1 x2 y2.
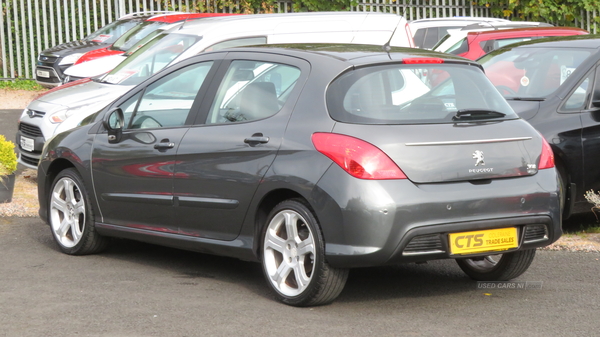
474 0 600 25
180 0 356 13
290 0 356 11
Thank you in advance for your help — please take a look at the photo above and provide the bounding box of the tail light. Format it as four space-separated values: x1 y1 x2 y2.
311 133 407 180
538 137 555 170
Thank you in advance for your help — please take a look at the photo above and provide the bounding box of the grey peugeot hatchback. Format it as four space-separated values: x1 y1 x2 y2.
37 45 561 306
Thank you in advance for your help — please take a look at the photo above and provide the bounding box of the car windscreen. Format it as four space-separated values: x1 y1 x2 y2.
101 33 201 86
480 47 593 99
110 21 167 52
84 19 139 44
326 63 517 124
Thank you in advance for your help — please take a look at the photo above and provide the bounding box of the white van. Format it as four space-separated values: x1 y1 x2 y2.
18 12 413 168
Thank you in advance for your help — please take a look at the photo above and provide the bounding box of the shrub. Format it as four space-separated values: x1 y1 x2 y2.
0 135 18 176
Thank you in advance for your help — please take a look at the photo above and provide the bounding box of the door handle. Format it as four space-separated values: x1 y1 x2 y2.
154 139 175 150
244 133 270 145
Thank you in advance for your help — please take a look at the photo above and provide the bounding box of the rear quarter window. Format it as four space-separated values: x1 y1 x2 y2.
447 38 469 55
326 63 516 124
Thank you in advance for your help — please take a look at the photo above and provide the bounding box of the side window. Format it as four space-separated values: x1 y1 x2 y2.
111 91 142 127
204 37 267 52
563 71 593 111
206 60 301 124
125 61 213 129
413 29 426 48
423 29 439 49
592 66 600 104
446 38 468 55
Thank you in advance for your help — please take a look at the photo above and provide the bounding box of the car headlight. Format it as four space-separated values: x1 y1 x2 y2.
59 53 84 66
49 108 76 123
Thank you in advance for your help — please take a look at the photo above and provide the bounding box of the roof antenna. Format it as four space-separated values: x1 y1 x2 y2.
383 8 409 54
382 41 392 53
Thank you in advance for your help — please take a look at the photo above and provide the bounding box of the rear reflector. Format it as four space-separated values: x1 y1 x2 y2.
312 133 407 180
402 57 444 64
538 137 555 170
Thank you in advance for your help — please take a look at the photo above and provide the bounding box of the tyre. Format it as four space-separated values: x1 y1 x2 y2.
456 249 536 281
261 199 348 306
49 168 108 255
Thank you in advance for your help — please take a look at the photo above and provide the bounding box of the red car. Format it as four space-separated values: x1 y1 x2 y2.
444 27 589 60
73 12 237 65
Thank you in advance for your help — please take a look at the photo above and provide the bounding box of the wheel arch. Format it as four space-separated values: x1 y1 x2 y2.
552 151 574 219
252 188 312 257
45 158 76 188
40 158 88 223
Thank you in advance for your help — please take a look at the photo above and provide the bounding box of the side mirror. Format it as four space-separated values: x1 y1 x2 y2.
592 100 600 108
103 107 124 143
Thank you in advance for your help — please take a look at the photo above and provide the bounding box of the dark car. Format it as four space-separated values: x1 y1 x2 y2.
479 35 600 219
37 45 561 306
35 12 176 88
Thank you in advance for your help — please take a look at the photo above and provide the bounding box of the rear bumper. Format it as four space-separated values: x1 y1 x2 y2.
313 166 561 268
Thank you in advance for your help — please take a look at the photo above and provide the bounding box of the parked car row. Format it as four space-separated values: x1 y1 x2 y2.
35 11 238 88
20 12 413 168
18 11 589 306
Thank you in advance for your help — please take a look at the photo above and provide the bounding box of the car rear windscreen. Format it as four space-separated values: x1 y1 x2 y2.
326 63 517 124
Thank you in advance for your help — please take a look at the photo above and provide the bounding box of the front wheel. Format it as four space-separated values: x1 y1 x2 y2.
261 199 348 306
456 249 536 281
48 168 108 255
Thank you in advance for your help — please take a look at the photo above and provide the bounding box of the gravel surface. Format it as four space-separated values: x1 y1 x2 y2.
0 88 43 110
0 169 38 217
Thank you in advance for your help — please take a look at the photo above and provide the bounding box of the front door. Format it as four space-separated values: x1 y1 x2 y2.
91 61 216 232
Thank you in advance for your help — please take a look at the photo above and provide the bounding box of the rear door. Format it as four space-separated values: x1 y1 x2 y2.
173 53 310 240
91 58 219 232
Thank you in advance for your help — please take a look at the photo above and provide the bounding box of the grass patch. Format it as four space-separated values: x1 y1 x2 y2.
0 79 45 91
568 226 600 235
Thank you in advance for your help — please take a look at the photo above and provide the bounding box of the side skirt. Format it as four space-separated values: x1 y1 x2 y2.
95 222 258 262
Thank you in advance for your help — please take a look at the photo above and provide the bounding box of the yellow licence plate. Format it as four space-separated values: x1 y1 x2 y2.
449 227 518 255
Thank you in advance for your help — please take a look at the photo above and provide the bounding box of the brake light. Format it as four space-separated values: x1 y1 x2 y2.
311 133 407 180
402 57 444 64
538 137 555 170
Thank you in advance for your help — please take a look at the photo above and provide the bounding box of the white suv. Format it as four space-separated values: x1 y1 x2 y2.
408 17 512 49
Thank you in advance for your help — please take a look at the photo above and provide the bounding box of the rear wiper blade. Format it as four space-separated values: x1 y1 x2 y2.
505 97 545 101
453 109 506 121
